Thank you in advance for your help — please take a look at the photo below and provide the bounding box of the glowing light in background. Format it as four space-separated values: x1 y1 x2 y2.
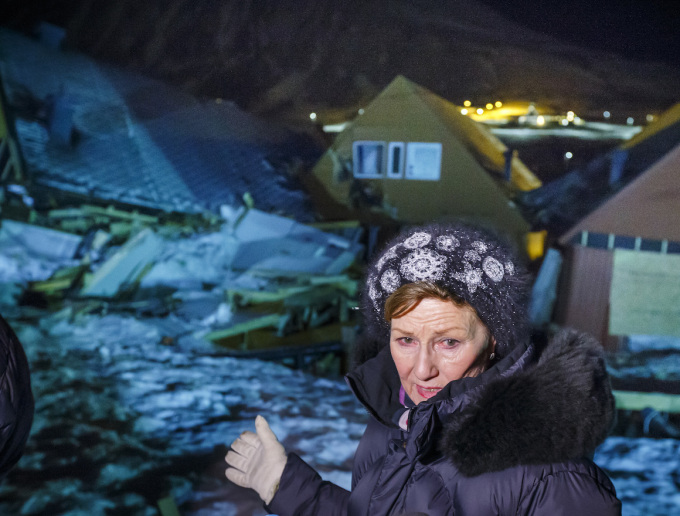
536 115 545 126
561 119 569 126
486 103 493 110
463 100 472 107
309 112 317 120
495 101 502 108
565 151 573 159
358 108 365 115
476 108 484 115
566 111 575 122
627 117 634 125
603 111 611 119
646 114 654 122
461 108 468 115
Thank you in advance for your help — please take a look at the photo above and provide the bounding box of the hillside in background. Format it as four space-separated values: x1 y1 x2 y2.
2 0 679 126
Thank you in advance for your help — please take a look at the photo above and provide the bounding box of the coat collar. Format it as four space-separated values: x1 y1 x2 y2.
345 337 533 428
346 329 615 476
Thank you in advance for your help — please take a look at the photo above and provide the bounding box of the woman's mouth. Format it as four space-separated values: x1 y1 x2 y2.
416 385 442 399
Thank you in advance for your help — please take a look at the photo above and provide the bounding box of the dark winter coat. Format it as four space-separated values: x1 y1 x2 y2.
0 314 34 479
266 329 621 515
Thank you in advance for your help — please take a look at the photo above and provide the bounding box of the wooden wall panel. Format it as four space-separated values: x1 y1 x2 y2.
555 246 615 349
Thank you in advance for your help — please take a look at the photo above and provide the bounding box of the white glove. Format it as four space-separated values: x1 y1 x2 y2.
225 415 287 504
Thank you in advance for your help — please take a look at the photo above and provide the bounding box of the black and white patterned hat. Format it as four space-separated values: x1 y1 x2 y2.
362 222 531 358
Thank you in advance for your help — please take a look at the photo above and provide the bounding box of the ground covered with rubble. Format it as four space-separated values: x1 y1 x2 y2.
0 213 679 516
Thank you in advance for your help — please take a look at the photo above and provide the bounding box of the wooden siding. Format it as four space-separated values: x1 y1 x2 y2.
554 245 616 349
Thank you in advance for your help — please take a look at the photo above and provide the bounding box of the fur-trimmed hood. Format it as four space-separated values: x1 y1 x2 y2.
441 328 615 476
347 328 616 477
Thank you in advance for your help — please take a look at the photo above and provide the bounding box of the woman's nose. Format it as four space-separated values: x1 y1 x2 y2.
414 348 438 380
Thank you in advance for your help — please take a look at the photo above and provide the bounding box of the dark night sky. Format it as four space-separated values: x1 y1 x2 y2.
482 0 680 67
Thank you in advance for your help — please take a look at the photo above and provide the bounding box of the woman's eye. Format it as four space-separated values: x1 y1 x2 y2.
442 339 459 347
398 337 414 345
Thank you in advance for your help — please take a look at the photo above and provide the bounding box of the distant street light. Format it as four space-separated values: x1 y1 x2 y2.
495 101 502 108
477 108 484 115
565 151 573 160
627 117 634 125
603 111 611 119
486 103 493 110
309 112 317 120
464 100 472 107
461 108 468 115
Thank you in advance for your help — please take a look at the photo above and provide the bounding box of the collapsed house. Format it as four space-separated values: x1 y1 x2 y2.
4 205 363 374
0 27 321 219
0 27 365 372
303 75 542 245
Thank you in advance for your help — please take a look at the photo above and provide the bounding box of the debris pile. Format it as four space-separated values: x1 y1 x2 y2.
4 202 364 375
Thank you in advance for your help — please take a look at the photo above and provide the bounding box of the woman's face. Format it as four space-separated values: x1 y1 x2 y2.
390 297 495 405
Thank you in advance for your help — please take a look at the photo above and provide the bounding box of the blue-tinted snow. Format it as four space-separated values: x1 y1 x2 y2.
0 223 678 515
0 310 366 515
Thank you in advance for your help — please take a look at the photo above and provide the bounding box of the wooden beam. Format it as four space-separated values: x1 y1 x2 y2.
613 390 680 413
202 313 283 342
157 496 181 516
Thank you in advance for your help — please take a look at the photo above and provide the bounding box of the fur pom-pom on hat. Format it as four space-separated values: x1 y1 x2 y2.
360 222 531 361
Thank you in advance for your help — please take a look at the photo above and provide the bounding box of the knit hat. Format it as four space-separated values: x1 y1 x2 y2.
361 222 531 359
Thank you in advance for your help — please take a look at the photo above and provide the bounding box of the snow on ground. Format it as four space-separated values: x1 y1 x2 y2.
595 438 680 516
0 222 678 515
1 310 367 516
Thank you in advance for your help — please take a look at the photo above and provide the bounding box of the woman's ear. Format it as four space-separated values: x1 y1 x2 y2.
489 336 497 360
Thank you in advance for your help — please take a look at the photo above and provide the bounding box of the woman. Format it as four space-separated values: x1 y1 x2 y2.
226 222 622 515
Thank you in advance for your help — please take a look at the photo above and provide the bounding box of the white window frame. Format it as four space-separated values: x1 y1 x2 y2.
352 141 385 178
386 142 405 179
405 142 442 181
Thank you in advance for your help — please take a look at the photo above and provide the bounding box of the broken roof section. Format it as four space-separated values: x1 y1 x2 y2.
0 28 322 220
520 101 680 237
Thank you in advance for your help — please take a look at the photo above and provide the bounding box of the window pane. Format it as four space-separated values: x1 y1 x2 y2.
387 142 404 178
405 142 442 181
352 141 385 178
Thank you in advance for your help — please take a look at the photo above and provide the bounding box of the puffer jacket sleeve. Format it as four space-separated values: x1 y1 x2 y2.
517 467 622 516
0 314 34 479
265 453 349 516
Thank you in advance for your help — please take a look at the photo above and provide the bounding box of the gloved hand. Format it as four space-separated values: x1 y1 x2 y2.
225 415 287 504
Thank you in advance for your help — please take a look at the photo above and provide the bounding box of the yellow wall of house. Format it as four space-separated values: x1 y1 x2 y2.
311 76 530 242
